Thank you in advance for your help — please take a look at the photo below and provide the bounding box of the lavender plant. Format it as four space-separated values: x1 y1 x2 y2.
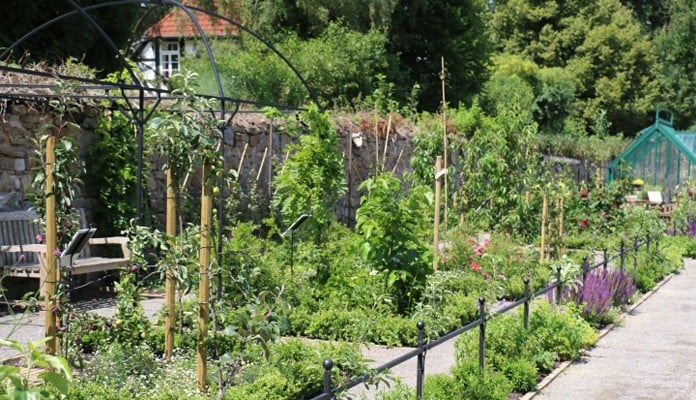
559 268 637 325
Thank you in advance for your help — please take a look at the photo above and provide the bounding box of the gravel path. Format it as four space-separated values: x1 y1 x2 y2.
531 258 696 400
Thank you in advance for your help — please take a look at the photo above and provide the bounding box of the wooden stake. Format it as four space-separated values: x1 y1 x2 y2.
256 147 268 181
441 57 448 231
237 142 248 174
44 134 58 355
381 113 392 171
268 122 273 196
540 194 547 263
433 156 443 270
197 162 213 391
374 108 380 169
165 167 176 360
558 197 564 258
391 148 404 174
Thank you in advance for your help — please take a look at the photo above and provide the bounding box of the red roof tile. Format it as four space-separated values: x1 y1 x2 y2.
146 7 236 38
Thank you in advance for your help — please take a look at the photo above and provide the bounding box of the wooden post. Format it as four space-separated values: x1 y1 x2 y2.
540 194 547 263
441 57 448 230
165 167 176 360
197 162 213 390
268 122 273 197
433 156 442 270
381 113 392 171
44 134 58 355
558 197 564 258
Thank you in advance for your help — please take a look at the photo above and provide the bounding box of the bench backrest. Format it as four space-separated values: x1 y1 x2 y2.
0 210 41 266
0 209 94 267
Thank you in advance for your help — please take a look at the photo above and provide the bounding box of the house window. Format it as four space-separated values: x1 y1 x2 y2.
160 41 180 77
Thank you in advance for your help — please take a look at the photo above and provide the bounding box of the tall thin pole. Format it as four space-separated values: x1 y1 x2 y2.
44 134 58 355
197 162 213 390
440 57 448 230
165 167 176 360
433 156 442 270
540 194 547 262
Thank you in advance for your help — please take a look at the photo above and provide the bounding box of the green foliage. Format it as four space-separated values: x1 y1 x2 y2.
29 96 85 249
85 110 142 234
655 0 696 129
529 302 598 361
0 338 72 400
272 104 346 242
452 359 514 400
356 172 433 313
187 23 389 108
490 0 660 135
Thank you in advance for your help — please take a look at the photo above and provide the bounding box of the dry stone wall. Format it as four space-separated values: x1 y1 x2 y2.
0 102 417 227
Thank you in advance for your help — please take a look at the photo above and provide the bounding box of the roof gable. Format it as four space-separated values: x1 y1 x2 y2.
146 7 236 39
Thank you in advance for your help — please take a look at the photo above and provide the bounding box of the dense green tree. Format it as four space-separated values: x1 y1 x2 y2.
654 0 696 129
0 1 153 74
386 0 492 110
490 0 661 135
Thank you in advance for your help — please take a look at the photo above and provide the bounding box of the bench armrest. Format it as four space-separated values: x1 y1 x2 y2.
87 236 131 260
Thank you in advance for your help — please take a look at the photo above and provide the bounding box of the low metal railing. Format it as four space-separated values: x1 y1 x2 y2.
309 235 654 400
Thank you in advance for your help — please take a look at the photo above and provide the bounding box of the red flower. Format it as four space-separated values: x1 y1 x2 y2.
581 219 589 228
470 262 481 271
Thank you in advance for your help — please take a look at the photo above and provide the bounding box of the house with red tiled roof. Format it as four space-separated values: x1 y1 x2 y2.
135 6 236 80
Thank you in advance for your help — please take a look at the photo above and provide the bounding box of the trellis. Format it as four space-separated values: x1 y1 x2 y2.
0 0 317 390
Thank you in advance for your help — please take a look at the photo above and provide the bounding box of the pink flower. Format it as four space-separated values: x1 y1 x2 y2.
53 248 62 257
130 264 139 273
470 262 481 271
482 272 491 280
35 234 43 244
474 246 484 256
18 254 25 261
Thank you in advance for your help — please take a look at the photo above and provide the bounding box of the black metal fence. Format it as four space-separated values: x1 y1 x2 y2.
309 235 654 400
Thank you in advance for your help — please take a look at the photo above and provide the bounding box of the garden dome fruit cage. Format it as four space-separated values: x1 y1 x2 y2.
608 109 696 198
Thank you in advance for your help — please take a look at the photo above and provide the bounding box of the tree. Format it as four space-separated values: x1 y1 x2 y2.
386 0 492 110
655 0 696 129
272 104 346 242
489 0 661 135
1 1 151 74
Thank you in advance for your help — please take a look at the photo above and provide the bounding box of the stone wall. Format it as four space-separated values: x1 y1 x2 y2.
0 102 417 227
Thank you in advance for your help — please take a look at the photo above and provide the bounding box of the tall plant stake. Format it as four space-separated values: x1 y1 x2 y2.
440 57 448 230
433 156 443 270
197 162 213 390
44 134 58 355
540 194 547 262
165 168 176 360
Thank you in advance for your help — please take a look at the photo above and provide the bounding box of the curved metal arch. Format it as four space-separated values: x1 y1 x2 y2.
0 0 319 108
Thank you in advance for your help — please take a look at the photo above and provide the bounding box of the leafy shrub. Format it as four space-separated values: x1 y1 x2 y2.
529 302 598 362
453 359 513 400
500 358 537 393
423 374 460 400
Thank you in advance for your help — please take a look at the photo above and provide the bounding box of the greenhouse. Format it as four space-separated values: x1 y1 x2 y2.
609 110 696 197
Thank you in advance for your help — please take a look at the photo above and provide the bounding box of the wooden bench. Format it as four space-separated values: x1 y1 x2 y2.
0 210 130 294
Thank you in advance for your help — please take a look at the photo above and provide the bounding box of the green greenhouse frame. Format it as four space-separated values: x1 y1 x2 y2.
608 110 696 196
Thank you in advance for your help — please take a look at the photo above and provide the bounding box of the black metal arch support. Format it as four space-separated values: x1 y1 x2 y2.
0 0 320 109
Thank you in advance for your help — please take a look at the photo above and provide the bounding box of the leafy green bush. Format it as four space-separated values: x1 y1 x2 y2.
453 359 513 400
423 374 460 400
529 302 598 362
500 358 537 393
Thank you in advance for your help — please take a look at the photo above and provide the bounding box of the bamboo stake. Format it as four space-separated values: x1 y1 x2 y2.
165 167 176 360
441 57 448 230
374 107 380 169
433 156 443 270
540 194 547 263
558 197 564 258
237 142 248 174
256 147 268 181
197 162 213 390
391 148 404 174
381 113 392 171
268 122 273 196
44 134 58 355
